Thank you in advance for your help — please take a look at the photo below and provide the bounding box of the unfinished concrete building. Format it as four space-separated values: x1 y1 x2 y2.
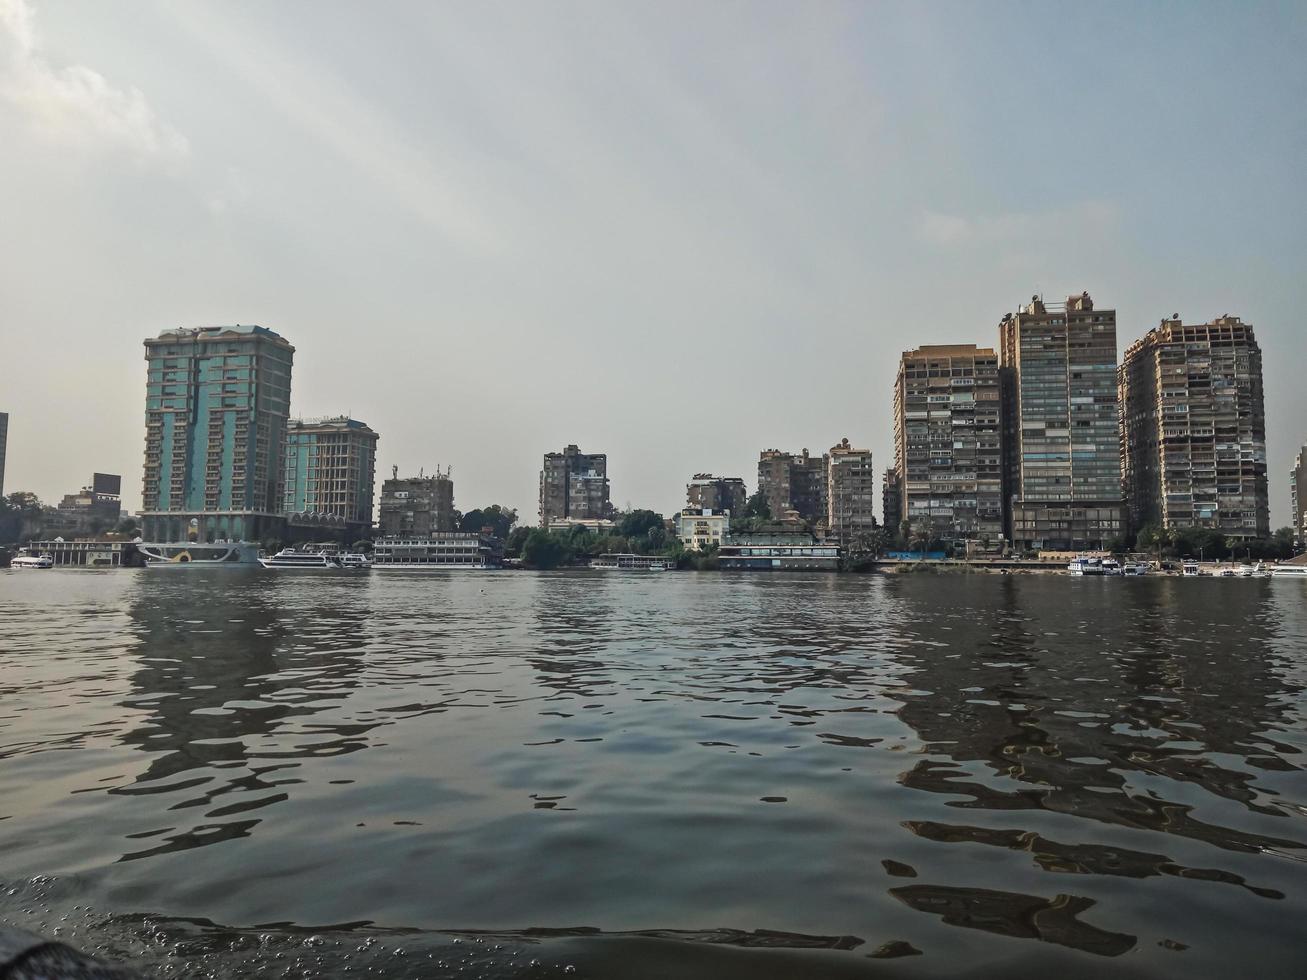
757 448 827 527
379 467 455 536
539 445 612 527
999 293 1125 551
826 438 877 547
893 345 1003 547
283 417 378 530
1120 315 1269 540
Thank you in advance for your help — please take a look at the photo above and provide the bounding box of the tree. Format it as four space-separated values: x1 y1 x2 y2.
506 525 531 558
459 504 518 540
616 509 664 540
742 491 771 520
115 517 140 537
521 528 571 569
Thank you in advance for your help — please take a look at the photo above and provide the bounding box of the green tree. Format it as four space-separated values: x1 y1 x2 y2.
506 525 531 558
742 491 771 520
616 509 664 539
115 516 140 537
459 504 518 539
521 528 572 569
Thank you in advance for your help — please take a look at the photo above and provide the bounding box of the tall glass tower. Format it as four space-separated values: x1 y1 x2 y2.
141 325 294 543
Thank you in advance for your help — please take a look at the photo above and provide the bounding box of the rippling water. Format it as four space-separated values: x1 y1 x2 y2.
1 569 1305 978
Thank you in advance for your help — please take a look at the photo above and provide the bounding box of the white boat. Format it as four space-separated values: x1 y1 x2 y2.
1122 562 1150 576
259 548 348 570
1100 558 1124 576
371 534 502 570
10 551 54 569
1182 561 1202 577
140 541 260 567
590 553 677 571
1270 564 1307 578
1067 556 1105 576
338 552 372 569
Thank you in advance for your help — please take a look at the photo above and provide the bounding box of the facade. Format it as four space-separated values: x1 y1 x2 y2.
1120 315 1269 540
378 468 455 536
825 438 877 546
1293 446 1307 547
893 345 1003 547
882 467 902 536
283 417 378 532
999 293 1125 551
0 411 7 496
141 325 294 543
719 523 840 571
676 508 730 551
539 444 611 526
686 474 747 515
757 449 826 526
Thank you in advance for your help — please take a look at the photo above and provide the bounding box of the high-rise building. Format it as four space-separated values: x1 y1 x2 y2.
757 449 827 526
1120 315 1269 540
882 467 902 535
1292 446 1307 547
999 293 1125 551
379 468 455 536
141 325 293 542
686 474 748 515
0 411 7 497
893 345 1003 546
539 445 611 527
826 438 877 546
283 417 379 529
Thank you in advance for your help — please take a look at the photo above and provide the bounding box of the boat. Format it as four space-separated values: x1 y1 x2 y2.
1182 561 1202 577
590 553 677 571
338 552 372 569
10 551 54 569
1270 564 1307 579
259 548 349 570
371 534 502 570
139 541 260 567
1067 556 1105 576
1100 558 1124 576
1122 562 1150 576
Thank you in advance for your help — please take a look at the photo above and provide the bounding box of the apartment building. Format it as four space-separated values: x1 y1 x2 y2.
826 438 877 546
686 474 747 515
757 449 826 526
882 467 902 535
539 444 612 527
283 416 379 530
1292 446 1307 546
379 468 455 536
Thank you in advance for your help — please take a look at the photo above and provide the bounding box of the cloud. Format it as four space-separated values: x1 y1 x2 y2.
918 200 1120 246
0 0 188 163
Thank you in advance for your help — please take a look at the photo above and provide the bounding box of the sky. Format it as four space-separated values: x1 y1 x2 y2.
2 0 1305 526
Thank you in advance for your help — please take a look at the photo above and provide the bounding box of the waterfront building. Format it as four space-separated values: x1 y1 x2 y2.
676 508 730 551
999 293 1125 551
372 532 503 569
718 522 840 571
893 345 1003 548
0 411 7 496
826 438 877 547
882 467 902 536
686 474 747 515
378 467 455 536
141 325 293 543
539 444 612 527
545 516 618 536
283 417 378 534
1119 315 1269 540
757 449 826 526
18 538 137 568
54 473 122 534
1293 446 1307 547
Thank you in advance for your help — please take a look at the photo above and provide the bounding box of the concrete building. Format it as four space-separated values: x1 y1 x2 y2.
1292 446 1307 547
55 473 122 534
1120 315 1269 541
893 345 1003 547
0 411 7 496
882 467 902 536
999 293 1125 551
686 474 747 515
141 325 294 543
539 444 611 527
379 467 455 536
676 508 730 551
826 438 877 547
757 449 826 526
283 417 379 532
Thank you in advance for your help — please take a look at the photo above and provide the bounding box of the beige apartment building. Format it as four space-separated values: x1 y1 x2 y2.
893 345 1003 547
1119 315 1269 540
825 438 877 547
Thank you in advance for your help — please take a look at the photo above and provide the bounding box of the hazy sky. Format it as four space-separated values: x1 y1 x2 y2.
3 0 1305 525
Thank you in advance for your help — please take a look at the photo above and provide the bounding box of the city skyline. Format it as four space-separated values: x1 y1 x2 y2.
3 1 1306 524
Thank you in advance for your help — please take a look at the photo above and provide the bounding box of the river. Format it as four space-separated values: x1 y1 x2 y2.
1 569 1305 978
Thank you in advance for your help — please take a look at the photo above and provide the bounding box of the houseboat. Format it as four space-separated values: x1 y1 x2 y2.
371 533 503 570
590 553 676 571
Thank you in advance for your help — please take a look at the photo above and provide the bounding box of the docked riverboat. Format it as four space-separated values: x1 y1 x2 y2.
10 551 54 569
1270 563 1307 579
590 553 676 571
139 541 260 567
1067 556 1106 576
259 548 370 570
371 533 503 570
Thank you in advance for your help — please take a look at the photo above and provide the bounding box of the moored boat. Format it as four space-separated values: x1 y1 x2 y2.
260 548 347 570
590 553 677 571
10 551 54 569
1067 556 1105 576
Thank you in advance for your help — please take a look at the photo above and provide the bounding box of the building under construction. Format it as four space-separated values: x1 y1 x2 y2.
1119 315 1269 540
379 466 455 536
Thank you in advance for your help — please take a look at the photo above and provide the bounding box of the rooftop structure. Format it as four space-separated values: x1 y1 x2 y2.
141 325 294 543
1120 315 1269 540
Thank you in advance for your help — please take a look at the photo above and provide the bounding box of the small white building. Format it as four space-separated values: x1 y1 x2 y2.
677 508 730 551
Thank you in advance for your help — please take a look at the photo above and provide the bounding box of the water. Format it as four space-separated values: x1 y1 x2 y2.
1 569 1305 978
